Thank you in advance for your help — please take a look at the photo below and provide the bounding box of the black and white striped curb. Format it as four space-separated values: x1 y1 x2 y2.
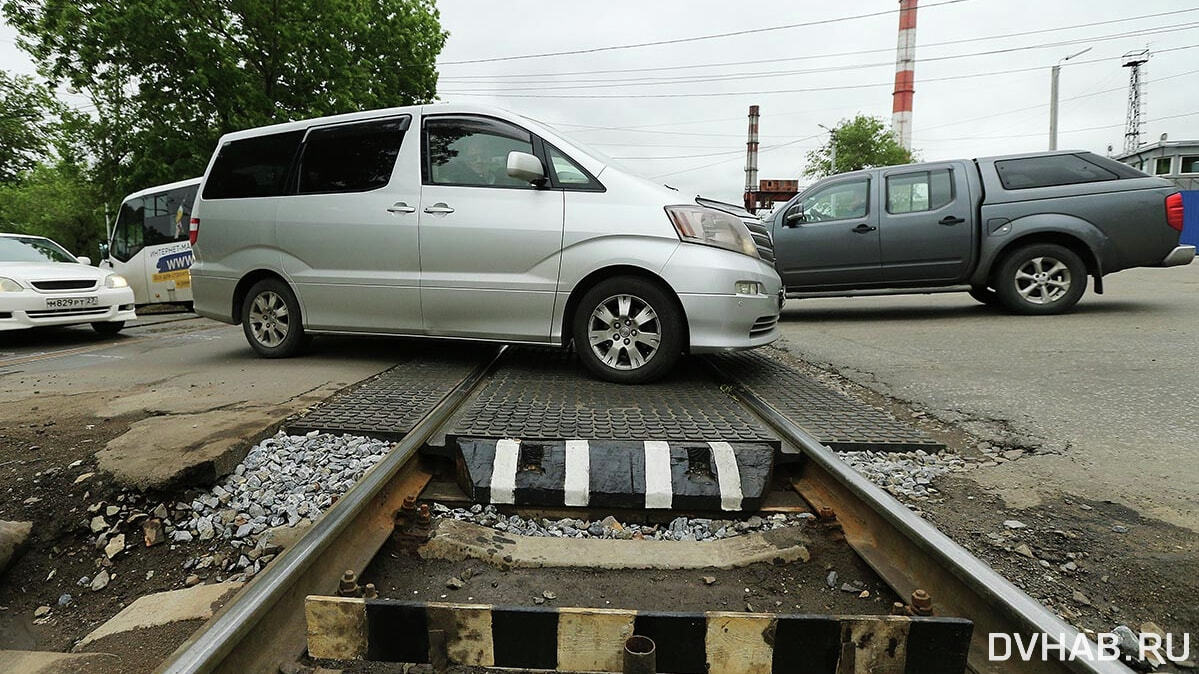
306 597 973 674
450 437 775 512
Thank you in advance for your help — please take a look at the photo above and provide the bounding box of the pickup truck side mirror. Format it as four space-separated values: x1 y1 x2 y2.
783 205 805 227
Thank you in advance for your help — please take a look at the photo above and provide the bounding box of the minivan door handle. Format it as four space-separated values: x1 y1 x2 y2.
852 224 877 233
386 202 416 214
423 202 455 215
939 215 966 226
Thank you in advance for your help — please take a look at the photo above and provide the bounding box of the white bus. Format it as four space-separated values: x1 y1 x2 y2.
100 178 201 306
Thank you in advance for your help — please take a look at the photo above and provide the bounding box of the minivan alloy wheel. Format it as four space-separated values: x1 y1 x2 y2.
249 290 290 347
588 293 661 370
1014 256 1071 305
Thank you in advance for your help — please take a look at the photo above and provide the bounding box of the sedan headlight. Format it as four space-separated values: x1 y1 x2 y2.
665 205 759 258
104 274 129 289
0 277 23 292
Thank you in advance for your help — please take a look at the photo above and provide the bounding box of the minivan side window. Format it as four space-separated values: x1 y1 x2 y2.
546 145 601 190
203 130 304 200
298 118 408 194
887 169 953 214
798 179 869 222
994 154 1119 190
424 117 536 188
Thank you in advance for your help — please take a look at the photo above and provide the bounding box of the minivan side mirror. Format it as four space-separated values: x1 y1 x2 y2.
783 205 805 227
507 151 547 186
76 255 92 266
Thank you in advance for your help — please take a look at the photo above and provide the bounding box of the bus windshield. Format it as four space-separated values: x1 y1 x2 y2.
0 236 76 263
111 183 199 262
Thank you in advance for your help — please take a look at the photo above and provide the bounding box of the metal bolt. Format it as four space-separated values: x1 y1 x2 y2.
818 506 836 521
338 569 359 597
890 602 907 616
363 583 378 600
418 503 431 526
910 589 933 616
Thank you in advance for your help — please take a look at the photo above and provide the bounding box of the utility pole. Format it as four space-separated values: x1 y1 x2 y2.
1049 47 1091 151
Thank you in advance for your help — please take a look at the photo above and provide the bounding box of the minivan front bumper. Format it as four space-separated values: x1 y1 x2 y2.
661 244 783 353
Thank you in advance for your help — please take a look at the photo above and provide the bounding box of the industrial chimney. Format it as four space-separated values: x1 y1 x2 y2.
891 0 917 150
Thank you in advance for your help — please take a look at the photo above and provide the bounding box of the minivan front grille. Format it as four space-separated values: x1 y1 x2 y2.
27 307 108 318
32 279 97 291
750 314 778 337
742 218 775 264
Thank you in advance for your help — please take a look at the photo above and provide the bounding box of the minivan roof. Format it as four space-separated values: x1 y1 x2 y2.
214 102 521 144
121 177 202 202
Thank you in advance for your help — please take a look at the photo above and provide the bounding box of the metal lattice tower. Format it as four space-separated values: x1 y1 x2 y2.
1122 49 1150 154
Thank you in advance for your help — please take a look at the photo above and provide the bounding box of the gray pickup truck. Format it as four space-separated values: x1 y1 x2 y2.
767 151 1194 314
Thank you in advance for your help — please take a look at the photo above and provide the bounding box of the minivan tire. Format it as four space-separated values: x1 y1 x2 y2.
242 278 308 357
993 243 1086 315
572 276 684 384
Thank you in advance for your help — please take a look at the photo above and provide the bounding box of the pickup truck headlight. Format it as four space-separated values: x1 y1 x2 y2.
104 274 129 289
666 205 759 259
0 277 23 292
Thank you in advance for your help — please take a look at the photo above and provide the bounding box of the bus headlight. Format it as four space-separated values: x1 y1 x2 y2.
0 277 23 292
104 274 129 289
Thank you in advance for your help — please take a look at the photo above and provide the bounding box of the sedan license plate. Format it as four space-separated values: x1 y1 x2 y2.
45 296 99 310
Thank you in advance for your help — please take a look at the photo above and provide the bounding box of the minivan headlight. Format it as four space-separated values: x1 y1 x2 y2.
0 277 23 292
665 206 759 258
104 274 129 289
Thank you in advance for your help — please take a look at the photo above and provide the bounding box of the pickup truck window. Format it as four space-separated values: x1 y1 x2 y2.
994 154 1119 190
886 169 953 214
800 179 869 222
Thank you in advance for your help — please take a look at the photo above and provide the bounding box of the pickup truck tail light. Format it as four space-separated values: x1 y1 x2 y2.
1166 193 1183 232
188 217 200 245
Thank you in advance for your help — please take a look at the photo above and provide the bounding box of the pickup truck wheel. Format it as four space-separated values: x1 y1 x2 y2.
572 276 683 384
994 244 1086 315
242 279 308 357
968 286 998 307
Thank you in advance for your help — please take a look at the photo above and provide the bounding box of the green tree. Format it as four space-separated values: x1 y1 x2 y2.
0 162 103 256
804 114 914 178
0 69 63 183
3 0 447 205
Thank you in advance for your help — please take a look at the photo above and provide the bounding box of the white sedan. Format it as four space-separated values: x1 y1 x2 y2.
0 233 136 335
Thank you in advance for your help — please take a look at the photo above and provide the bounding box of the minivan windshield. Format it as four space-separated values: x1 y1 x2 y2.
0 236 76 263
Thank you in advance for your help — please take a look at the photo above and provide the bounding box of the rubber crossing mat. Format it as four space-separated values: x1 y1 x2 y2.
449 348 775 443
711 351 944 452
306 596 973 674
286 347 484 439
452 437 775 512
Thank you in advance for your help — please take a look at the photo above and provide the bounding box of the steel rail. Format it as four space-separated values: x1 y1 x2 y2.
157 345 508 674
708 358 1133 674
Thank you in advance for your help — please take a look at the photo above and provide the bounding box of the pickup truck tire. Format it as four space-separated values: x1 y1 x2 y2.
573 276 683 384
968 286 999 307
994 243 1086 315
241 278 308 358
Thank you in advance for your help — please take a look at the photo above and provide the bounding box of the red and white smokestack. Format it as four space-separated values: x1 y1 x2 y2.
744 104 760 212
891 0 917 151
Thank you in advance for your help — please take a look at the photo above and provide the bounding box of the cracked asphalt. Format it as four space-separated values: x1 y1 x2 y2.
775 264 1199 533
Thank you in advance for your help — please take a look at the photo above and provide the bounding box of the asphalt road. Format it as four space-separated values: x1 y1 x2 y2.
775 263 1199 532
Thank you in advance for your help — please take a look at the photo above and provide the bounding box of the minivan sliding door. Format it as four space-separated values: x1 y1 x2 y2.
277 116 421 332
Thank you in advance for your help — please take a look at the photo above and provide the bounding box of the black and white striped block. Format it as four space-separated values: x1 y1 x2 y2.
305 597 973 674
450 437 775 512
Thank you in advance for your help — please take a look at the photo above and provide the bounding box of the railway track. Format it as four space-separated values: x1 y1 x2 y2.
155 345 1134 674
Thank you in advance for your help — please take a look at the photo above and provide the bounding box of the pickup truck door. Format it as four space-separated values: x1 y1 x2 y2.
878 163 974 282
772 176 882 289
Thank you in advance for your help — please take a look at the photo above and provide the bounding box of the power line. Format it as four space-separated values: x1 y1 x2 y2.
914 111 1199 143
441 43 1199 99
437 0 972 66
650 134 824 180
440 7 1199 79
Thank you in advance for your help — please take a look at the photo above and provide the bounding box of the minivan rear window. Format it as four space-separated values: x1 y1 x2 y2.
994 154 1119 190
299 118 408 194
203 131 304 200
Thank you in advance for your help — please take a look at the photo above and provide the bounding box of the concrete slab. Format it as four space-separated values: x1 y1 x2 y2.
0 520 32 574
0 650 118 673
420 519 810 570
75 581 243 650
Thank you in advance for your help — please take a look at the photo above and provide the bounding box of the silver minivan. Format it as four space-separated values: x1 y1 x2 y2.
189 103 781 383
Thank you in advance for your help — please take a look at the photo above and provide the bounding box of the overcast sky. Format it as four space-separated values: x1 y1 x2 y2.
4 0 1198 202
